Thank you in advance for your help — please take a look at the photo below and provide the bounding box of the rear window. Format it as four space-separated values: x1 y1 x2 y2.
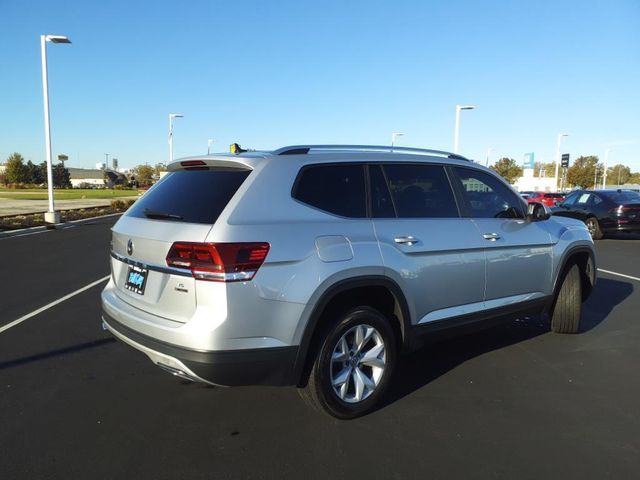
293 164 366 217
127 170 250 224
602 191 640 203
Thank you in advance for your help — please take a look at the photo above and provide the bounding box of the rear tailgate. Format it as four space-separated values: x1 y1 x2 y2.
110 168 251 323
111 218 211 323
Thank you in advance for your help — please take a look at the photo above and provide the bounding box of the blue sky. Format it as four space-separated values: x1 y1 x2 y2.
1 0 639 171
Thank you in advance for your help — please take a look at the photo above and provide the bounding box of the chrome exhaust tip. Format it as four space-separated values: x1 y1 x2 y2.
156 362 200 383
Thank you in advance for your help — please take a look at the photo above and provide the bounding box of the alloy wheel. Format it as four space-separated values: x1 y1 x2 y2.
329 324 386 403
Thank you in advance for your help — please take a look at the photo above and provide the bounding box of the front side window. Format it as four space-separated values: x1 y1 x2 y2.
293 164 366 218
453 167 525 219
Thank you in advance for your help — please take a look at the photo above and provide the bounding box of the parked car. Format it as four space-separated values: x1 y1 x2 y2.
101 145 596 418
522 191 565 207
552 189 640 239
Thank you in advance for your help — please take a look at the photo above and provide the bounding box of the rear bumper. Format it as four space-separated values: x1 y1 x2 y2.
102 310 298 386
603 221 640 233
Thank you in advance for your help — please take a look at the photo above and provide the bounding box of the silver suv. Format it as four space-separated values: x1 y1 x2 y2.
101 145 596 418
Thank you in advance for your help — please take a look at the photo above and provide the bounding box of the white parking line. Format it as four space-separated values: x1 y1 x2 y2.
0 275 110 334
597 268 640 283
4 229 50 238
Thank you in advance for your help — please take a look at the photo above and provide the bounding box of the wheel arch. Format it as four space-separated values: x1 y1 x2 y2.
551 245 596 306
292 276 411 387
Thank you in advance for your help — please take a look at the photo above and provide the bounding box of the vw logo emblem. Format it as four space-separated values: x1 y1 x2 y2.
127 239 134 256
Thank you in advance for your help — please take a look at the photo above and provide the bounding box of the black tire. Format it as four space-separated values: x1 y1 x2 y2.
585 217 603 240
299 306 397 419
550 264 582 334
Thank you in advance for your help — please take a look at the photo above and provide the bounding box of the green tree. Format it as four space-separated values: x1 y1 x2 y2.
25 160 45 185
533 161 556 178
154 163 167 181
490 157 523 184
629 172 640 184
566 155 599 189
52 163 71 188
4 152 29 184
606 164 631 185
133 164 156 187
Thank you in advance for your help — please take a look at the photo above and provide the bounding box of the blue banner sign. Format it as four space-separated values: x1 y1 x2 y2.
523 152 535 169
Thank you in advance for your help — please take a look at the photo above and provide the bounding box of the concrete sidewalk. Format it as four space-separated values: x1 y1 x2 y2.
0 197 137 216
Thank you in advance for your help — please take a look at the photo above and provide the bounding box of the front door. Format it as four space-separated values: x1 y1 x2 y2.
449 166 554 305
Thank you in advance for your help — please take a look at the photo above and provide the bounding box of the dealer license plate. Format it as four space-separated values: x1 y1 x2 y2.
125 265 148 295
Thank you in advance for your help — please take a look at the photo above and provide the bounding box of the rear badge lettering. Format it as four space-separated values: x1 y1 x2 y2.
175 283 189 293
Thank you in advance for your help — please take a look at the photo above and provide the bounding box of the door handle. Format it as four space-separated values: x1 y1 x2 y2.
483 233 501 241
394 235 419 246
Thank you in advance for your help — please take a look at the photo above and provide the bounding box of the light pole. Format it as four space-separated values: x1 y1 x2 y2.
553 133 568 191
391 132 404 150
41 34 71 224
207 138 214 155
602 148 610 189
618 165 623 186
485 147 493 167
453 105 475 154
168 113 184 163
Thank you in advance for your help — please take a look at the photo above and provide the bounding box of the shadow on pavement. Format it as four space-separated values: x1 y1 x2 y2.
602 232 640 240
580 277 634 332
0 338 115 370
379 277 633 411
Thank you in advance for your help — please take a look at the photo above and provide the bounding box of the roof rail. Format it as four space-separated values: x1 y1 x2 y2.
272 144 471 161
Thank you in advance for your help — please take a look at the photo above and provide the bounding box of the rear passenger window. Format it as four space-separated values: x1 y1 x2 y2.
453 167 524 219
382 164 459 218
293 164 366 218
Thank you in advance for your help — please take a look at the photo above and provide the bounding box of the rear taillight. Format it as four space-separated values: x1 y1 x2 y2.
166 242 270 282
609 205 638 216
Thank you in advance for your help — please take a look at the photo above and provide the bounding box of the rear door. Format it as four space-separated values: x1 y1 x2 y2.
450 166 554 304
110 168 251 323
370 163 486 325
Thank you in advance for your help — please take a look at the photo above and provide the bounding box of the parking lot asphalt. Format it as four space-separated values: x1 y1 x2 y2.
1 219 639 479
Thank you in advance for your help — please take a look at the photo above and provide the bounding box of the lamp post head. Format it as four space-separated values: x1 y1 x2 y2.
457 105 475 111
46 35 71 44
170 113 184 119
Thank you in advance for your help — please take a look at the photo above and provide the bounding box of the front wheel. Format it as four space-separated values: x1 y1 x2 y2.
300 306 397 419
550 264 582 334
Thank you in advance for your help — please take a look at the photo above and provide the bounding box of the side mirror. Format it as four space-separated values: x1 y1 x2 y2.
527 202 551 221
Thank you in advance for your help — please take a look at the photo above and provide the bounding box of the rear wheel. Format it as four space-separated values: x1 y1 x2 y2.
585 217 603 240
300 306 396 419
550 264 582 334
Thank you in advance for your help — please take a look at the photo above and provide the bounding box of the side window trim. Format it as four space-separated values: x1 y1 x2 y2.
444 165 468 217
445 165 473 218
375 164 399 217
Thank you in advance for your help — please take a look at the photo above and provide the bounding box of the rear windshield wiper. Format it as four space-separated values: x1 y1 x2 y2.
143 209 183 221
